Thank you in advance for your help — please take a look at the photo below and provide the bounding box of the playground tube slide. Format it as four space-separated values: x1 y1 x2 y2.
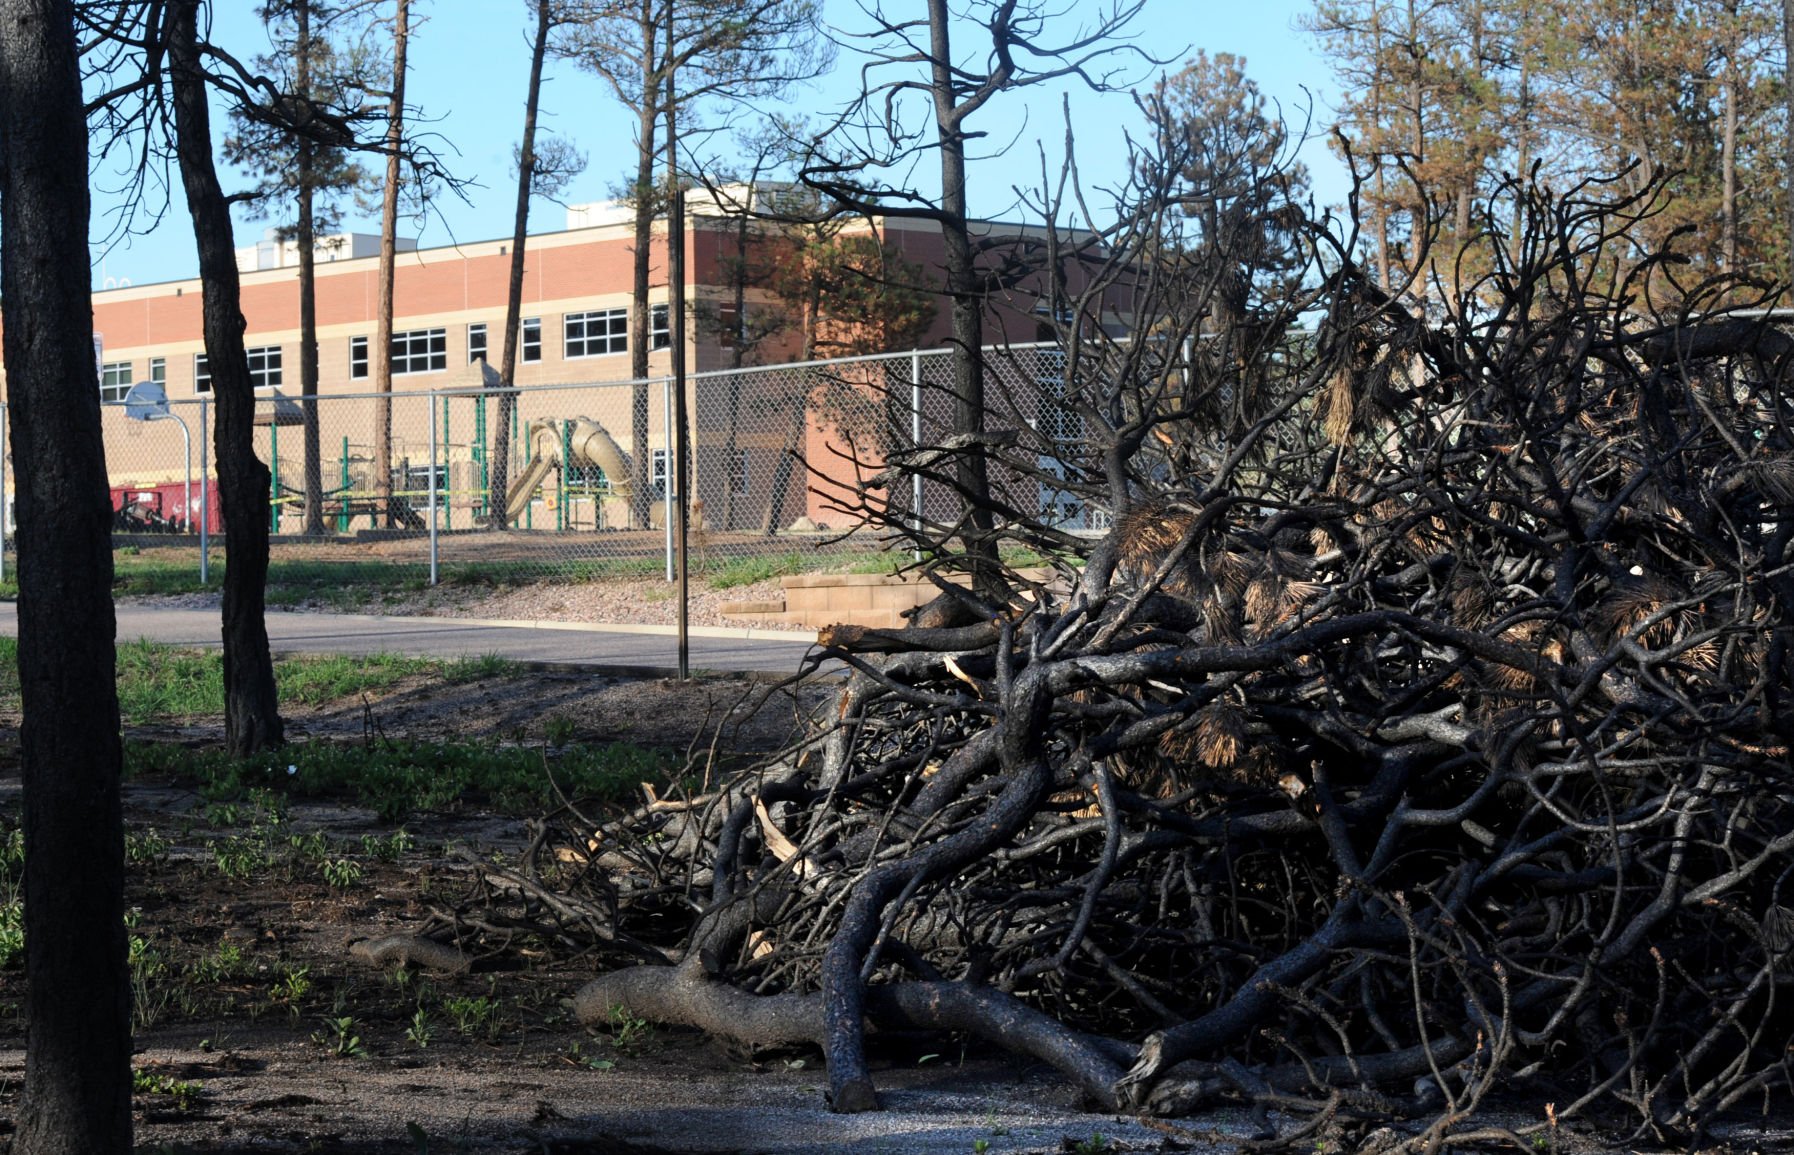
502 416 632 525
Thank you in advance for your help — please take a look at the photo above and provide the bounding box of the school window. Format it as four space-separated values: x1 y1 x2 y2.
651 448 669 496
717 305 740 349
727 448 749 496
100 361 133 403
521 317 542 363
148 357 166 385
468 322 488 363
194 353 212 394
390 328 447 375
247 345 283 390
651 304 670 350
565 308 627 358
349 336 369 380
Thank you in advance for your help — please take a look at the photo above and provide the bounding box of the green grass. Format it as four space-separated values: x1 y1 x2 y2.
0 544 958 607
125 736 672 821
704 550 910 590
0 637 17 702
0 638 517 723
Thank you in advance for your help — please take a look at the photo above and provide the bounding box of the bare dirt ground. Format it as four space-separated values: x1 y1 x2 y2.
0 666 1210 1154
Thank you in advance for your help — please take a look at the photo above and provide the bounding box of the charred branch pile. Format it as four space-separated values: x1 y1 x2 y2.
386 175 1794 1146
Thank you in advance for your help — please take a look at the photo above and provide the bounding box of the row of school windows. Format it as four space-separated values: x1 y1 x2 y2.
98 306 675 400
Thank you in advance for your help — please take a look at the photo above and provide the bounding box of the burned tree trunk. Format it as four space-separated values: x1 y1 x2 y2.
490 0 556 527
170 0 285 755
0 1 132 1149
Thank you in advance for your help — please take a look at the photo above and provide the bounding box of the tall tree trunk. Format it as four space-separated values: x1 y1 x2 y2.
1723 68 1738 275
629 79 659 529
1785 0 1794 289
721 183 751 528
374 0 409 527
493 0 552 527
297 0 325 535
169 3 286 752
926 0 998 597
0 2 132 1150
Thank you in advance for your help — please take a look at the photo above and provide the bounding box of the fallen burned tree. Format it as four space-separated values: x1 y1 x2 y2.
369 171 1794 1148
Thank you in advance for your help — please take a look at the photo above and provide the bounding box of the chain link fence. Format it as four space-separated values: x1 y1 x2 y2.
2 342 1094 609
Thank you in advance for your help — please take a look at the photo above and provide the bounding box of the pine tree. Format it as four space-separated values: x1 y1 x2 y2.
224 0 375 535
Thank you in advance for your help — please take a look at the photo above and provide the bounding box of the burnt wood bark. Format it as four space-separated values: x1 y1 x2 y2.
371 0 408 527
924 0 999 597
169 0 285 755
295 0 324 536
0 1 133 1149
491 0 556 527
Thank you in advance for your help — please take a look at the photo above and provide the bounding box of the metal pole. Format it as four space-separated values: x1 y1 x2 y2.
662 375 674 583
558 419 570 533
340 436 350 533
269 420 279 534
199 397 209 585
428 392 440 585
665 0 689 677
174 415 192 577
911 350 923 563
443 395 453 532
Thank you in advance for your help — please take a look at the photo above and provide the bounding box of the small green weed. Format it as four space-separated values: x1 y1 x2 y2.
443 994 501 1039
190 941 245 984
0 900 22 970
544 714 577 746
128 934 170 1031
133 1069 203 1112
287 830 329 863
562 1041 614 1071
313 1015 367 1058
321 857 364 890
209 834 270 880
126 826 170 864
406 1006 433 1049
604 1003 654 1052
269 965 312 1016
0 826 22 881
361 828 414 862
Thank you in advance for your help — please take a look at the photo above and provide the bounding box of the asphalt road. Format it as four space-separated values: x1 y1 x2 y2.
0 602 827 679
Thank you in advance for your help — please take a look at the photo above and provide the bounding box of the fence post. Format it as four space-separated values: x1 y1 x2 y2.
442 394 453 532
339 437 350 534
911 350 923 563
428 391 440 586
558 419 571 533
269 420 279 534
199 397 209 585
662 374 674 582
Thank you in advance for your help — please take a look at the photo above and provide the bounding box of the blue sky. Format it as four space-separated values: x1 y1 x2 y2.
89 0 1346 287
